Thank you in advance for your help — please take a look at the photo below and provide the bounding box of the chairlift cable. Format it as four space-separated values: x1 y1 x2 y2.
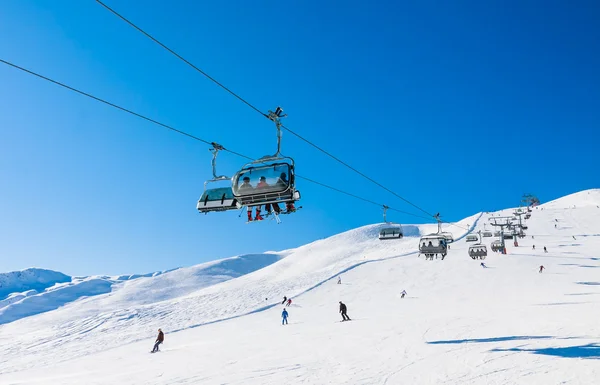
95 0 266 119
0 58 430 221
94 0 438 220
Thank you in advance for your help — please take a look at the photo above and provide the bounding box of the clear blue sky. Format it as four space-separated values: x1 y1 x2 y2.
1 0 598 276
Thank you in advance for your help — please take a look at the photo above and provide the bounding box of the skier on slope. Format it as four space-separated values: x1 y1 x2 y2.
532 245 536 250
337 276 341 284
282 308 289 325
281 296 287 305
539 265 545 273
286 298 292 307
339 301 351 321
151 328 164 353
480 262 487 268
543 246 547 253
401 290 407 299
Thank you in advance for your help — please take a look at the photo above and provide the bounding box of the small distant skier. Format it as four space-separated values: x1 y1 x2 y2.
282 308 288 325
543 246 547 253
281 296 287 305
532 245 536 250
337 276 341 284
286 298 292 307
539 265 545 273
480 262 487 268
573 236 576 240
151 328 164 353
339 301 351 321
401 290 407 299
555 224 557 228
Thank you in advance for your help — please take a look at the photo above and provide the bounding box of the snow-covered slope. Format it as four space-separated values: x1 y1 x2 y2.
0 253 283 326
1 190 599 384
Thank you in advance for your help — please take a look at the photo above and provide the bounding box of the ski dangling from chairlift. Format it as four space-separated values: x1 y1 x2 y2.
197 143 240 214
379 205 404 240
231 107 301 223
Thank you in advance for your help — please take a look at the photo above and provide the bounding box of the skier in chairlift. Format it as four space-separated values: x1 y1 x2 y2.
239 176 263 222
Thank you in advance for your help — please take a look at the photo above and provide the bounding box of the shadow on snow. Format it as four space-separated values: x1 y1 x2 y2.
427 336 554 345
491 344 600 359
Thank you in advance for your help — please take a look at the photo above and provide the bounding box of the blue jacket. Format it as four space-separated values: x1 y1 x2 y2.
282 310 288 318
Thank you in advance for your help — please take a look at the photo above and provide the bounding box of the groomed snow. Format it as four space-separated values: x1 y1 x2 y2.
1 190 599 384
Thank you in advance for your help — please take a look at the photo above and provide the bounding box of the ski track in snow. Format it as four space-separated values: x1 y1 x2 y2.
1 189 600 384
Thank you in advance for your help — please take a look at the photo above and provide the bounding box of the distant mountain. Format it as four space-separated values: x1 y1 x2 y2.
0 253 283 326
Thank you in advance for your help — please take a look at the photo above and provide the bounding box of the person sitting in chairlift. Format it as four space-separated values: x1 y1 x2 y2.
240 176 264 221
275 172 296 213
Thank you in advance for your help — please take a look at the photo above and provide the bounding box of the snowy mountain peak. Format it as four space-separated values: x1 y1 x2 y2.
0 268 70 300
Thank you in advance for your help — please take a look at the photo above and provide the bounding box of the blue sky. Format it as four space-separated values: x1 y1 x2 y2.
1 0 598 276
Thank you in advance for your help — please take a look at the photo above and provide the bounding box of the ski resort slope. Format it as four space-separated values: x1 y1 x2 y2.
1 190 599 384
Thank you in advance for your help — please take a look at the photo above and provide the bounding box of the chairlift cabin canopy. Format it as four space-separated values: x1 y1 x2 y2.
440 232 454 243
419 235 448 256
379 224 404 240
482 231 493 238
491 240 504 252
232 160 300 207
197 143 239 214
468 244 487 259
197 185 239 213
466 234 479 242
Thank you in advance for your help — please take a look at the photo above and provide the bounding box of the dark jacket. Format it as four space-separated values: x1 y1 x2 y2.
339 303 347 313
157 331 164 342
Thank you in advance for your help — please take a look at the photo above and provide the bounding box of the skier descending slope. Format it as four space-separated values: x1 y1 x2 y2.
151 328 164 353
339 301 351 321
539 265 545 273
282 308 289 325
401 290 407 299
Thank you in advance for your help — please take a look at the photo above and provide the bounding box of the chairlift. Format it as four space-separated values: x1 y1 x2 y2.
379 206 404 240
482 231 493 238
379 226 404 240
419 235 448 260
440 232 454 243
503 233 514 240
491 240 504 252
466 234 479 242
468 244 487 259
197 143 240 214
231 107 301 212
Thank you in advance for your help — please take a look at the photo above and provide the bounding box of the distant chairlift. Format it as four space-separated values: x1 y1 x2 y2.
197 143 240 214
379 205 404 240
467 232 487 259
491 240 504 252
468 244 487 260
466 234 479 242
440 232 454 243
419 235 448 261
482 231 493 238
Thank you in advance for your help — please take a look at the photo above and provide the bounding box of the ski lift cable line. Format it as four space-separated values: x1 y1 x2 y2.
95 0 437 220
95 0 265 119
0 58 429 221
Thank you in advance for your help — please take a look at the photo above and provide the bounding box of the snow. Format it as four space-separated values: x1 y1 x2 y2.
1 190 599 384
